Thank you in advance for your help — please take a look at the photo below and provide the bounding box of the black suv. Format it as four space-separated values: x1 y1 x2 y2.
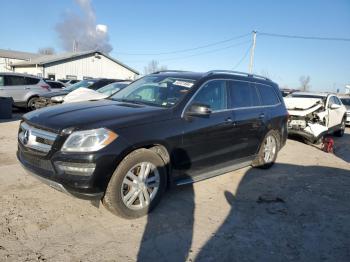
17 70 288 218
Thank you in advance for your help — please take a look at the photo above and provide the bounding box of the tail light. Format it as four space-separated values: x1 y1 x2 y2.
40 84 51 91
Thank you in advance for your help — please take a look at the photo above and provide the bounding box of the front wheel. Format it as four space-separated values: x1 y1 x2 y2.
103 148 166 218
252 130 280 169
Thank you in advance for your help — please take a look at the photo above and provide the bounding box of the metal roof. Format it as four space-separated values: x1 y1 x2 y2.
0 49 40 60
11 50 140 75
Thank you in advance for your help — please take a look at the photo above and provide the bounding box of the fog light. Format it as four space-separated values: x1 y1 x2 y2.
55 161 96 176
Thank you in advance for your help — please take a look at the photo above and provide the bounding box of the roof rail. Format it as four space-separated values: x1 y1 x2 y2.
151 70 189 74
205 70 271 81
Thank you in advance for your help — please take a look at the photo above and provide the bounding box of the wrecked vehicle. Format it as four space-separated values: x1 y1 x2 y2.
340 96 350 126
284 92 347 143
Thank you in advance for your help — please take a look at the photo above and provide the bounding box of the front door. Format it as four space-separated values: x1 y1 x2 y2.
178 79 236 177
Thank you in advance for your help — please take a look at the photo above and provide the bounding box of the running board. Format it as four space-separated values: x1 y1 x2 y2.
175 159 253 186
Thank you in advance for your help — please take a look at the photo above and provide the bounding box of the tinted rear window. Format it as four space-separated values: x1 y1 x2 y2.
25 77 40 85
228 81 260 108
256 84 280 106
48 81 64 89
5 75 26 86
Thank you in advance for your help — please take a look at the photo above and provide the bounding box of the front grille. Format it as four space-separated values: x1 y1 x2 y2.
20 151 54 172
19 122 58 154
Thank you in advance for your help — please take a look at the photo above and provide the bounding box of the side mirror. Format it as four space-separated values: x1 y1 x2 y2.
186 103 212 117
330 103 341 110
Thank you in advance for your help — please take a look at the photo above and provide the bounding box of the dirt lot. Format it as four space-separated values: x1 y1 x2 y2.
0 115 349 262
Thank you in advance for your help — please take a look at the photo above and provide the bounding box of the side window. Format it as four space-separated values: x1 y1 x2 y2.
228 81 260 108
334 97 342 105
191 80 227 111
4 75 26 86
256 84 280 106
25 77 40 85
0 76 4 86
328 96 336 107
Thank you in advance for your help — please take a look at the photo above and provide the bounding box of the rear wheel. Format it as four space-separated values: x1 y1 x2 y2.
27 97 39 111
334 118 345 137
103 148 166 218
252 130 279 169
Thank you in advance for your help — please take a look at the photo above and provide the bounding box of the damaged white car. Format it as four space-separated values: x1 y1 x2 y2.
284 92 347 143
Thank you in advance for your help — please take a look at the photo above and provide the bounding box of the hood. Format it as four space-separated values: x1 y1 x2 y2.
63 88 107 103
41 90 70 98
284 97 323 110
284 97 324 117
23 99 170 132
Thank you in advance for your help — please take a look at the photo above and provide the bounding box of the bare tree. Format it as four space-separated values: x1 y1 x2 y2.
38 47 56 55
299 75 311 91
143 60 167 75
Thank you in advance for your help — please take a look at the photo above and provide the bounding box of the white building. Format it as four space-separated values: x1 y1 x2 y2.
0 49 139 80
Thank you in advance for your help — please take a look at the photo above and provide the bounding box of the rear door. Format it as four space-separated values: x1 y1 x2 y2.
228 80 265 157
3 75 27 102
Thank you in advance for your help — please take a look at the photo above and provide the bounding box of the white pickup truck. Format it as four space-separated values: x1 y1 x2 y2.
284 92 347 143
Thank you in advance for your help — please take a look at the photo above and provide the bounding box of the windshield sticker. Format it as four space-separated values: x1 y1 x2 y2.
173 80 194 88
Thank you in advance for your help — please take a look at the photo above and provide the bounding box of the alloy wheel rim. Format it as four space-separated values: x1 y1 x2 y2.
121 162 160 210
263 135 277 163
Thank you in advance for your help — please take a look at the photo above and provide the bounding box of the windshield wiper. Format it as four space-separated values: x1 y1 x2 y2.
113 98 163 107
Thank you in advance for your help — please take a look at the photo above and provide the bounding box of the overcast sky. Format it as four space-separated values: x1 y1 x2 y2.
2 0 350 92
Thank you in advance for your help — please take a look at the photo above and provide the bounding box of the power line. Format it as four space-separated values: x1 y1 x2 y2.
233 43 252 70
123 40 252 63
114 33 251 56
258 32 350 42
159 40 251 62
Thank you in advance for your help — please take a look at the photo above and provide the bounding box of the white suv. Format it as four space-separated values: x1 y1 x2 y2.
284 92 347 143
0 73 51 110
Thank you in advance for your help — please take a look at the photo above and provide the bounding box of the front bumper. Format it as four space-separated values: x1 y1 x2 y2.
287 128 327 143
17 149 105 200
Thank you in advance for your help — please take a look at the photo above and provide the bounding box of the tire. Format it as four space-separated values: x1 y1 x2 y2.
252 130 280 169
334 118 346 137
103 148 166 218
27 97 39 111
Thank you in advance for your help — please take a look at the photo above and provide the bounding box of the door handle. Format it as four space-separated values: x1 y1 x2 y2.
0 88 4 90
259 113 265 119
224 117 236 126
25 87 31 90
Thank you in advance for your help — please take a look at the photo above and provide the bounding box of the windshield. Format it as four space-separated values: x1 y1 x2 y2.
64 79 97 92
97 82 130 96
110 76 197 107
341 98 350 106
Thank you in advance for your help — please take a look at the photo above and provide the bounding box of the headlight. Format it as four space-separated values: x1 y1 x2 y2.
51 95 65 102
61 128 118 152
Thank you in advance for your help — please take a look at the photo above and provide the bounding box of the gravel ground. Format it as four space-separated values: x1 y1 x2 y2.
0 115 349 262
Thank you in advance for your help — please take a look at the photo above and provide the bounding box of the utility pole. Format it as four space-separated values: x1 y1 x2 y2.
249 31 257 74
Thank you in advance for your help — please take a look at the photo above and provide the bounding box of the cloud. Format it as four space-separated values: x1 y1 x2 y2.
55 0 113 53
